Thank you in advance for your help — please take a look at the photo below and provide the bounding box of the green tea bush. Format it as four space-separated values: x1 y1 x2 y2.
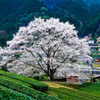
0 85 34 100
0 70 48 92
0 76 59 100
33 75 44 81
0 75 32 87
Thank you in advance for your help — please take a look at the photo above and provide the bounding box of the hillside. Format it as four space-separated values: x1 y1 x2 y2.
0 0 100 46
79 13 100 39
77 82 100 95
0 70 58 100
44 82 100 100
0 70 100 100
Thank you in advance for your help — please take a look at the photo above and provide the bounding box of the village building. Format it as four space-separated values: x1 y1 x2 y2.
88 40 95 46
93 75 100 82
97 37 100 45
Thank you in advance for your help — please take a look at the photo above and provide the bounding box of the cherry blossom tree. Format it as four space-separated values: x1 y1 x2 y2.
0 18 92 81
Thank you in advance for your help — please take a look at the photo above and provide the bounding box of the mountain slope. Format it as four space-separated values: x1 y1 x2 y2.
0 0 100 46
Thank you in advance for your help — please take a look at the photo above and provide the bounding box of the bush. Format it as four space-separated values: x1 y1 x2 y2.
0 75 32 87
0 70 48 92
43 76 50 81
33 75 50 81
0 85 34 100
33 75 44 81
0 75 59 100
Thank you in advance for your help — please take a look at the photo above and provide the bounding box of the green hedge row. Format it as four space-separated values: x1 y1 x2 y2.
0 76 59 100
0 74 32 87
0 85 35 100
0 70 48 92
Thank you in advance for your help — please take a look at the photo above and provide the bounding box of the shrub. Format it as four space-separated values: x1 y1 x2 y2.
43 76 50 81
0 75 59 100
0 85 34 100
0 70 48 92
33 75 50 81
33 75 44 81
0 75 32 87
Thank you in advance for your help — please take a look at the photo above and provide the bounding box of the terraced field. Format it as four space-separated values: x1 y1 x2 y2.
0 70 58 100
0 70 100 100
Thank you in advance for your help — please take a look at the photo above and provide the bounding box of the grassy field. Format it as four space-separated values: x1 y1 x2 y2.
44 82 100 100
77 82 100 95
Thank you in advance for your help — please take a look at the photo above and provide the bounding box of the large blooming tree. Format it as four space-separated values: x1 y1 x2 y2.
0 18 92 81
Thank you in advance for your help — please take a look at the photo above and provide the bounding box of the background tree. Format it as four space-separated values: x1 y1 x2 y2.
0 18 92 81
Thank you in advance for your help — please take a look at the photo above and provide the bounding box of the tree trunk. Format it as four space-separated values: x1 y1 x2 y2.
50 76 54 81
49 69 54 81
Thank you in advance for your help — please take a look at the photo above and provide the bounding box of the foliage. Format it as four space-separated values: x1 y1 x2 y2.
0 85 34 100
0 70 48 92
0 0 100 46
0 0 44 47
0 35 13 47
79 13 100 37
0 75 58 100
33 75 50 81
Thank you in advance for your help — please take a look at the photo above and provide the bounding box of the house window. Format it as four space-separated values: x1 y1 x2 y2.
68 78 72 80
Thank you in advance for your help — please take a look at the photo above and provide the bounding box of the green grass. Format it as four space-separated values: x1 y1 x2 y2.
0 70 58 100
58 83 79 89
45 82 100 100
77 82 100 95
49 87 100 100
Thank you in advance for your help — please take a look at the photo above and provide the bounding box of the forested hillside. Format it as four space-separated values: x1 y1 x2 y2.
0 0 100 46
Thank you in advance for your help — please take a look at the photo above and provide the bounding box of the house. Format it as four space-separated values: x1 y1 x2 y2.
77 76 90 83
54 75 78 82
88 40 95 46
93 75 100 82
66 76 78 82
97 37 100 44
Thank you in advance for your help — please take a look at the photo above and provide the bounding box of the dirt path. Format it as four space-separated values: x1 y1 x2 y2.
43 82 78 91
